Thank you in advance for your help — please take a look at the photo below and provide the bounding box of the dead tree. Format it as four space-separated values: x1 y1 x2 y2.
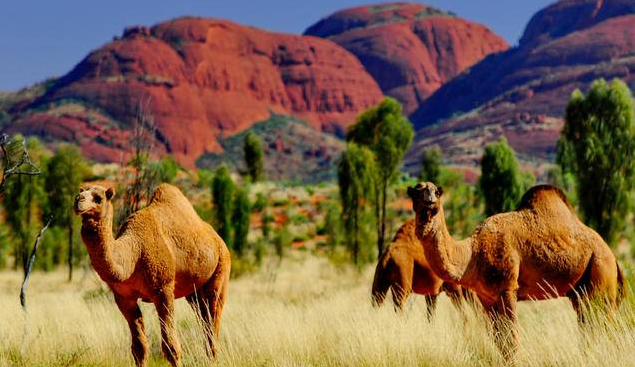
0 134 49 311
116 98 162 229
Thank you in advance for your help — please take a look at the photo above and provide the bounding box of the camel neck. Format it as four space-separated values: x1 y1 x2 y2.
81 205 138 283
416 205 472 284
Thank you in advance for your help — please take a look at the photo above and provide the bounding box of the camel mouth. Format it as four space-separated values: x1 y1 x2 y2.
74 207 90 215
74 203 93 216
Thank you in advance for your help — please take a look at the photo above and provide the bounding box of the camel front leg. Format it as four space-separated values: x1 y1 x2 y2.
114 295 149 367
483 290 519 361
444 284 469 324
155 289 182 367
391 266 413 312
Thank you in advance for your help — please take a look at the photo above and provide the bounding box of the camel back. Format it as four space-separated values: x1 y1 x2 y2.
516 185 572 211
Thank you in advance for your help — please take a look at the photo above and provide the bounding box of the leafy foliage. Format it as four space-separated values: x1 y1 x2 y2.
557 78 635 245
346 97 414 256
479 138 529 216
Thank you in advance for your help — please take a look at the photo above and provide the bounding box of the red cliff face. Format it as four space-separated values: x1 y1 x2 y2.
10 17 383 167
407 0 635 174
304 2 509 114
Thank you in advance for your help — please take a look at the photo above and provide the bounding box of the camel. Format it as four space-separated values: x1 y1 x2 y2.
407 182 625 357
372 219 473 319
74 184 231 367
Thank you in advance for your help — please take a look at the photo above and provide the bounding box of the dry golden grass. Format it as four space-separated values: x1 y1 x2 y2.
1 253 635 367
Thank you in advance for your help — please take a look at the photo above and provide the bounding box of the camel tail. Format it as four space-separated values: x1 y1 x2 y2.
371 252 391 308
616 261 627 306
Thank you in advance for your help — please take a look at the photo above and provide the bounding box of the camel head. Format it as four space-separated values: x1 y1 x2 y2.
407 182 443 221
74 186 115 223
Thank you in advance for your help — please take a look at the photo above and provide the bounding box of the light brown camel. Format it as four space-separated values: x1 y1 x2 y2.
372 219 473 319
407 182 625 357
74 184 231 367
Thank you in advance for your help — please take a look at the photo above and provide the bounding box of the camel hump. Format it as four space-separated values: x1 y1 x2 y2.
516 184 572 211
149 183 186 205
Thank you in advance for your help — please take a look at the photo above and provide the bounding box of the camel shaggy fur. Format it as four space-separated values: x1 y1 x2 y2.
372 219 472 319
407 182 625 356
75 184 231 367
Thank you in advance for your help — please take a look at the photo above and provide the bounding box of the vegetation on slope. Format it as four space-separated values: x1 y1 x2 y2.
197 114 345 184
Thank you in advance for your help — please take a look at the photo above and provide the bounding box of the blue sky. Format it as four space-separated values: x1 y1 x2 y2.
0 0 554 91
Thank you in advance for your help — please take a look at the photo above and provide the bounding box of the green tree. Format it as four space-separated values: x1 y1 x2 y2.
44 144 90 280
155 155 179 184
212 166 235 247
419 146 442 183
338 143 376 265
346 97 414 256
479 138 527 216
231 187 250 256
244 131 264 183
557 78 635 245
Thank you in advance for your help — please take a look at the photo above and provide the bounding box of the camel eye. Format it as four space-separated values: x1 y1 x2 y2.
93 194 102 204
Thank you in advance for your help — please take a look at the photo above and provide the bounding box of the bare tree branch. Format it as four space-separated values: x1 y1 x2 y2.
0 133 41 194
20 216 53 311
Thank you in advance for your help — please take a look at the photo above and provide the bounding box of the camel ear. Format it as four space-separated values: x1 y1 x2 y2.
436 187 443 197
407 186 415 198
105 187 115 201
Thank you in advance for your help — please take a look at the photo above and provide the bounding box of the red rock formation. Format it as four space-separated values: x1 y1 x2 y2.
406 0 635 174
305 2 508 114
10 17 383 167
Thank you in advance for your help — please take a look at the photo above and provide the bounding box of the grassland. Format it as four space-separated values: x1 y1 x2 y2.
1 253 635 367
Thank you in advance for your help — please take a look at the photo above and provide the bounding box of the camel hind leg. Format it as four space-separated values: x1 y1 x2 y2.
567 253 620 324
188 249 231 358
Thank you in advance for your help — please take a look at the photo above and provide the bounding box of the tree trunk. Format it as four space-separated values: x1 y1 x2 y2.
375 189 382 258
23 180 33 276
68 222 73 281
378 181 388 257
353 211 359 266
